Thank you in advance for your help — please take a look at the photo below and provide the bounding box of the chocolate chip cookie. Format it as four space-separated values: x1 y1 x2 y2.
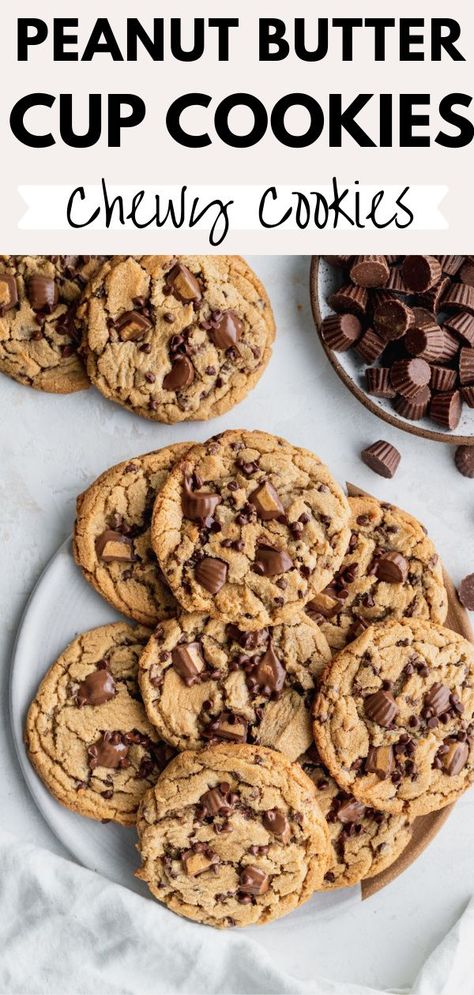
25 622 174 825
73 443 191 627
78 255 275 422
300 746 412 889
136 744 330 927
151 430 351 630
313 619 474 818
138 613 331 760
0 255 107 392
306 496 447 652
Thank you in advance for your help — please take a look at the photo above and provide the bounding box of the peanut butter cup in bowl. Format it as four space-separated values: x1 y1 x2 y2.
310 255 474 443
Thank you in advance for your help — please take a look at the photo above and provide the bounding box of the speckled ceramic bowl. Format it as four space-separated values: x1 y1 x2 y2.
310 256 474 444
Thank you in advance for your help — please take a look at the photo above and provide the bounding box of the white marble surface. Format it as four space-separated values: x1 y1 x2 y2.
1 254 473 993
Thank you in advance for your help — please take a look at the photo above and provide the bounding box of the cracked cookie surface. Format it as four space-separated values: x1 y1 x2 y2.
136 744 330 927
151 430 351 629
73 443 191 626
25 622 175 825
313 619 474 818
306 496 447 652
138 612 331 760
78 255 275 422
299 746 412 889
0 255 107 392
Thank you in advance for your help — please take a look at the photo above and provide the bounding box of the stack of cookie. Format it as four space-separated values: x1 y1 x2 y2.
25 430 474 928
0 255 275 421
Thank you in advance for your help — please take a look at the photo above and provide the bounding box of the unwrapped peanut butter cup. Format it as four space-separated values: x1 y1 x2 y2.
444 312 474 347
354 328 385 363
374 299 414 341
366 367 396 398
401 256 441 294
430 366 457 392
442 283 474 315
360 440 401 478
437 328 460 363
323 255 353 268
459 261 474 287
405 324 445 362
320 313 362 351
394 385 431 420
459 348 474 386
416 277 450 314
390 358 430 399
385 267 410 293
430 390 462 429
454 445 474 478
438 255 464 276
328 283 368 317
350 256 389 289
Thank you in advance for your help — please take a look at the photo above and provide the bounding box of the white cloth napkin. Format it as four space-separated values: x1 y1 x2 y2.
0 829 473 995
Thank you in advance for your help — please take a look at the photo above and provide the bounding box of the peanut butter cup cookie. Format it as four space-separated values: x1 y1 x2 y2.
0 255 107 392
314 619 474 818
306 496 447 652
136 744 330 927
151 430 351 630
25 623 174 825
300 746 412 889
78 255 275 422
73 443 191 627
139 613 331 760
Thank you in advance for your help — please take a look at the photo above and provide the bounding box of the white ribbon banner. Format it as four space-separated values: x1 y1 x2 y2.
18 183 448 246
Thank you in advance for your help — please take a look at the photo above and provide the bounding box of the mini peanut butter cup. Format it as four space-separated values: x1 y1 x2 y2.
394 385 431 420
430 390 462 430
323 255 353 268
430 366 457 392
360 440 400 478
412 307 436 329
365 367 396 398
459 261 474 287
354 328 385 362
385 267 411 293
0 273 18 315
462 386 474 407
454 445 474 478
458 573 474 610
320 312 362 351
405 324 445 362
374 299 414 341
459 348 474 386
349 256 389 289
443 312 474 347
401 256 442 294
438 255 464 276
27 274 59 313
437 328 460 363
328 283 368 317
391 358 430 399
163 356 194 391
415 276 450 314
442 282 474 315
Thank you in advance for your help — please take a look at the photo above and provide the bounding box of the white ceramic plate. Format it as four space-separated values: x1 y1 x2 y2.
9 537 360 928
315 258 474 443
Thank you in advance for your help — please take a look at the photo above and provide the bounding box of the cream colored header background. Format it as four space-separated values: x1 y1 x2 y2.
1 0 473 251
